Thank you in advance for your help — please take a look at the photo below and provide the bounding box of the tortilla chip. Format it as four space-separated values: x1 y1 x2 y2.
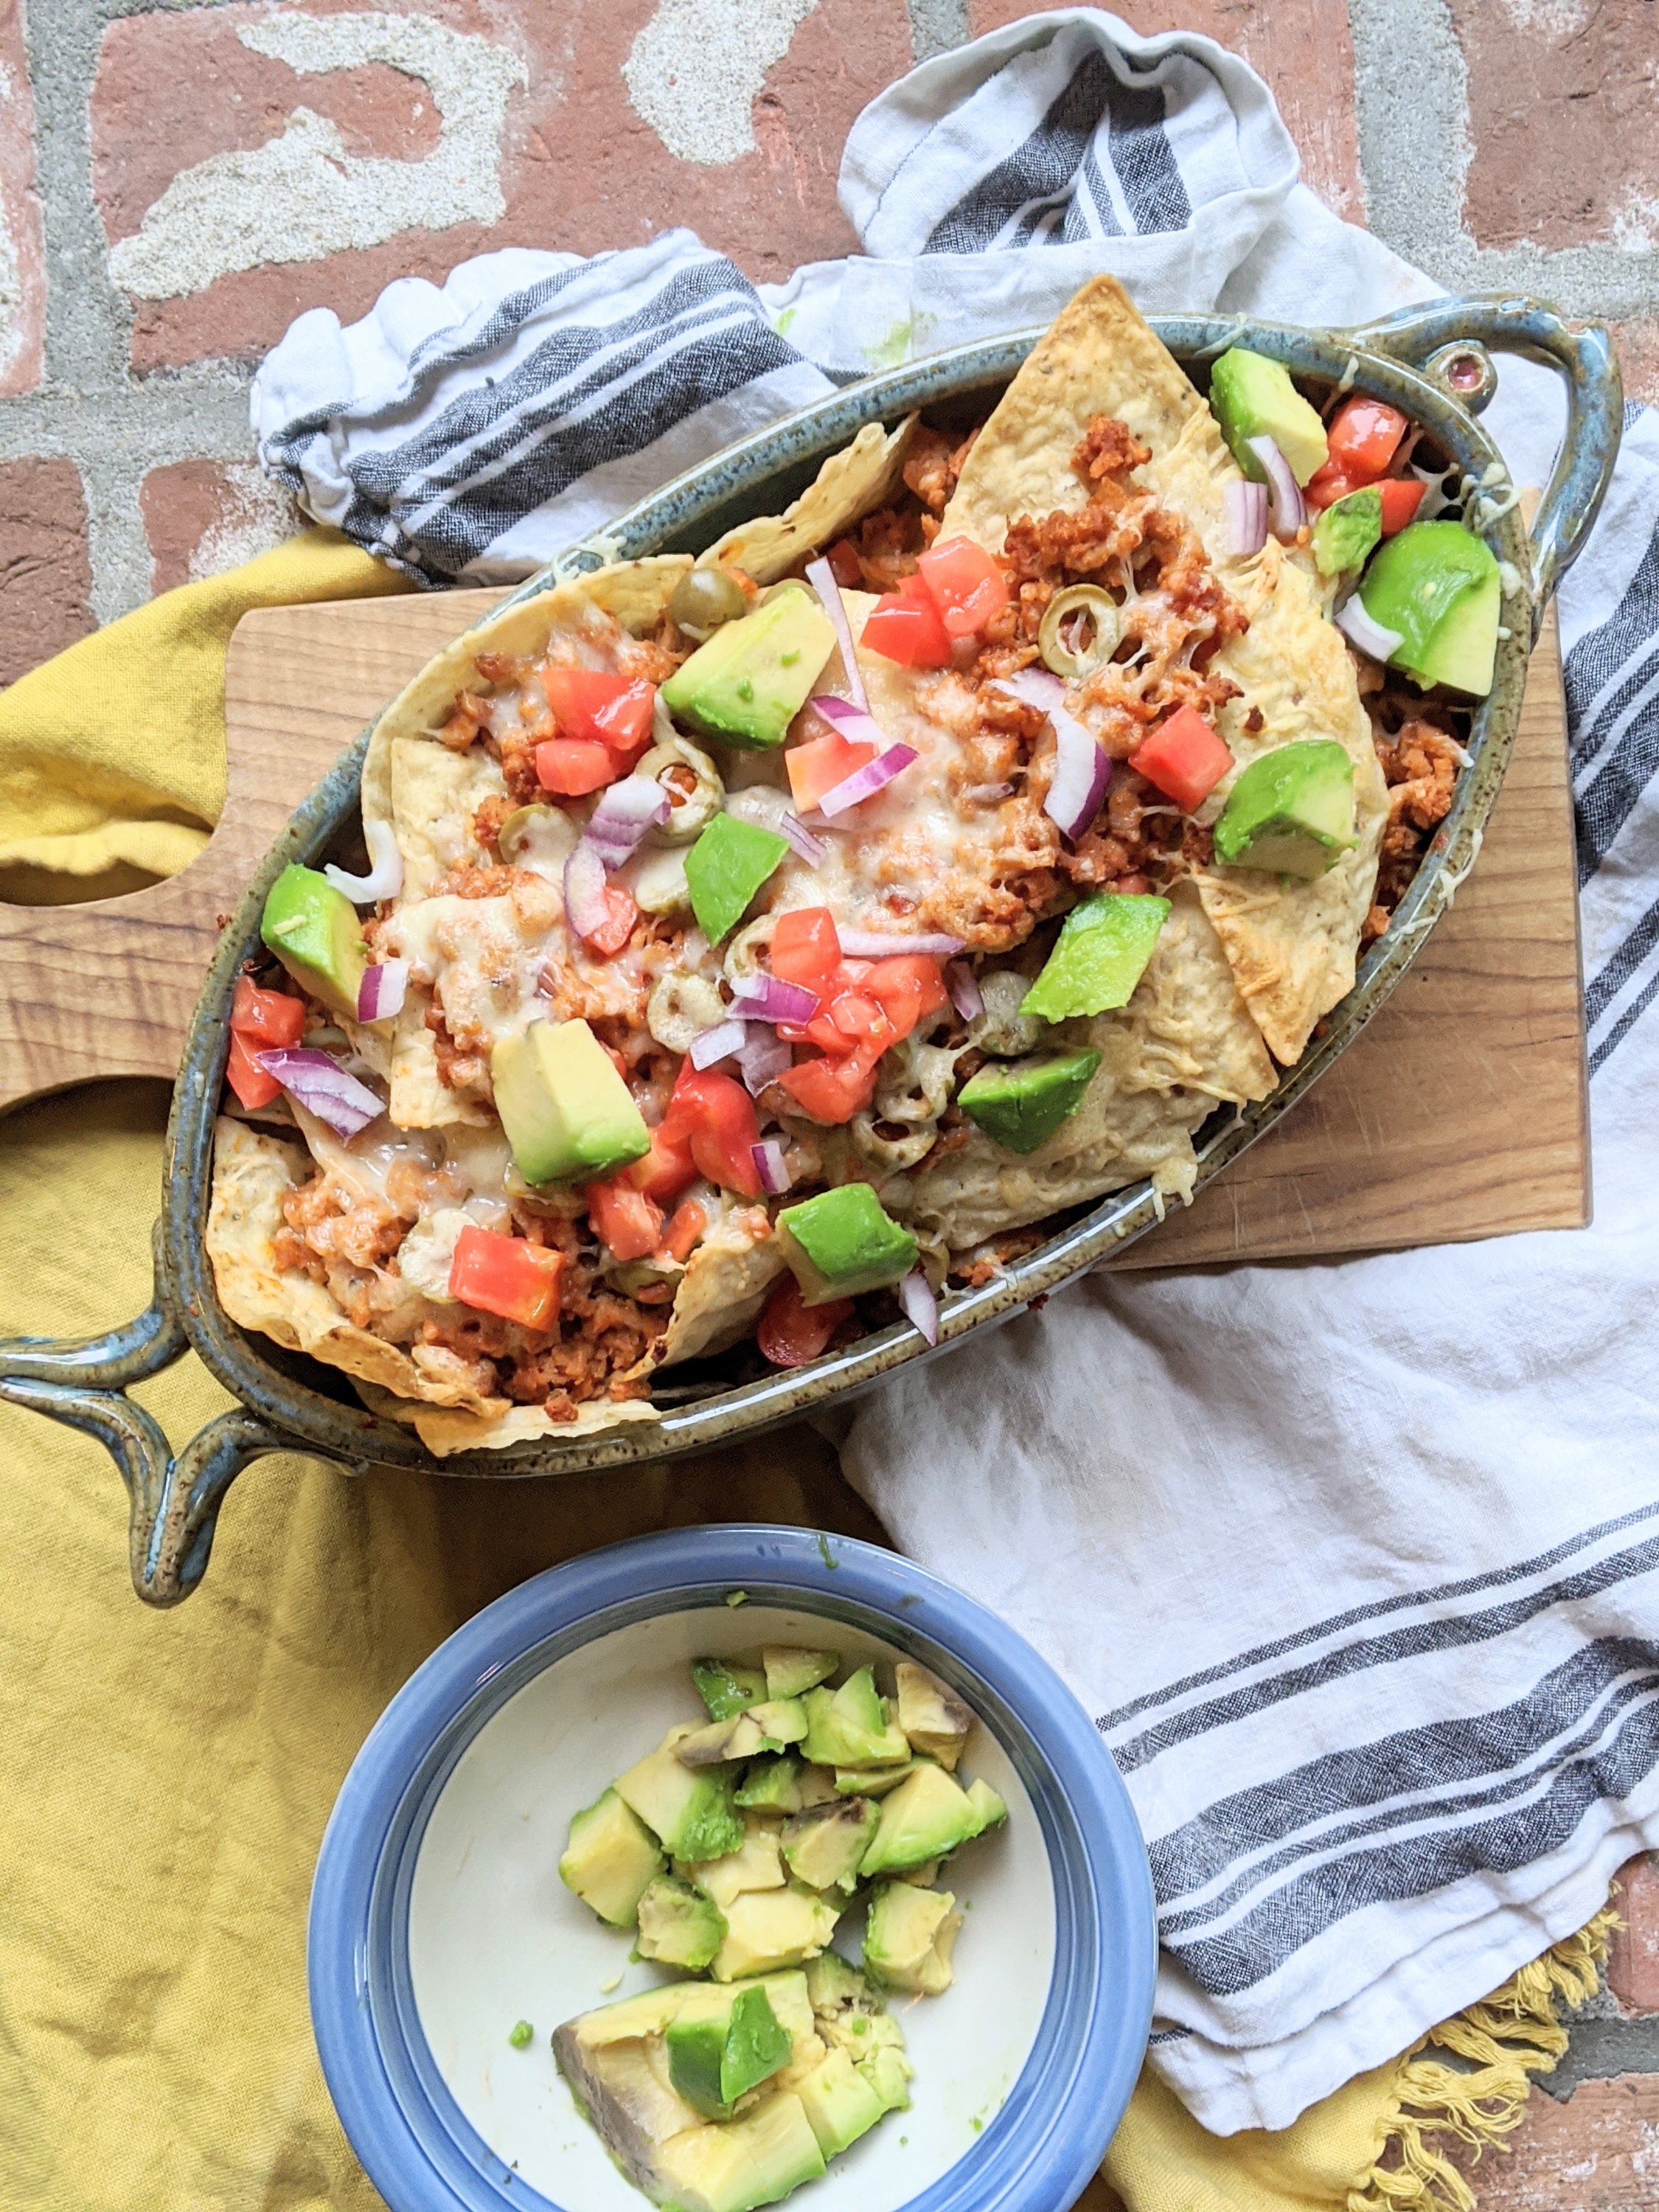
658 1211 787 1367
705 417 917 585
206 1117 496 1412
353 1380 660 1459
939 271 1382 1064
888 881 1274 1248
392 734 508 902
387 990 490 1130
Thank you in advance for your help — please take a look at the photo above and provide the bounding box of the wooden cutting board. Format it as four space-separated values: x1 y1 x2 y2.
0 590 1589 1262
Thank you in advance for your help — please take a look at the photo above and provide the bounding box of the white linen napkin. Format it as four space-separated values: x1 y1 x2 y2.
251 10 1659 2135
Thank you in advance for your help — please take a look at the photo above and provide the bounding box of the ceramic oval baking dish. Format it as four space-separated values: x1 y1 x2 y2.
0 294 1620 1604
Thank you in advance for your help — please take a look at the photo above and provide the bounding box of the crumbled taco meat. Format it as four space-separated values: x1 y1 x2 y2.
1357 669 1468 942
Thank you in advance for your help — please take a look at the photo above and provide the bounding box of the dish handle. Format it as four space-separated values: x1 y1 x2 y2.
1349 295 1621 633
0 1220 328 1606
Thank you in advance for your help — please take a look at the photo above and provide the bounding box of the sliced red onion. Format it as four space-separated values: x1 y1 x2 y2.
992 667 1064 712
1223 479 1269 557
1044 703 1111 842
356 957 408 1025
751 1138 792 1196
804 560 869 714
1335 595 1404 661
689 1019 748 1071
582 776 670 872
563 842 611 942
324 818 403 905
945 959 983 1021
256 1048 383 1138
818 742 918 820
739 1025 792 1095
730 973 820 1023
898 1266 940 1346
808 693 889 753
1246 435 1305 538
779 810 827 867
836 928 965 959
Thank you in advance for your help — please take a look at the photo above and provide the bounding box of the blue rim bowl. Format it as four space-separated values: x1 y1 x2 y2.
308 1525 1155 2212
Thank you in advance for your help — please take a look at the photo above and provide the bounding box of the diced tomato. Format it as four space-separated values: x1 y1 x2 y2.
231 975 306 1048
662 1197 707 1263
578 883 639 958
863 954 949 1043
541 667 657 757
1304 464 1359 512
1377 477 1426 536
585 1176 666 1264
1130 706 1235 813
757 1273 854 1368
662 1062 762 1197
776 1037 884 1124
627 1124 698 1206
786 730 877 814
448 1225 564 1331
861 573 953 669
535 737 618 796
225 1031 281 1110
771 908 843 1002
917 536 1009 641
1326 394 1408 481
827 538 863 590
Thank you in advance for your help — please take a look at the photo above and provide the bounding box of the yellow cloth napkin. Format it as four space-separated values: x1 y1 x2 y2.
0 547 1604 2212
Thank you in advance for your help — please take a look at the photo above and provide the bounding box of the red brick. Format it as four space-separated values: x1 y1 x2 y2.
93 0 908 375
1607 1854 1659 2015
1450 2072 1659 2210
140 460 302 596
0 460 94 686
1613 321 1659 414
0 0 47 395
1450 0 1659 251
969 0 1363 223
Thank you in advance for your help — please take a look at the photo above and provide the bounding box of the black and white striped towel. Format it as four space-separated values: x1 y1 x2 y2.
251 8 1659 2138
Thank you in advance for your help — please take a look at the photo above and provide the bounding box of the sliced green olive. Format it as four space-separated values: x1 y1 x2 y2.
635 737 724 846
1038 585 1120 679
669 565 750 641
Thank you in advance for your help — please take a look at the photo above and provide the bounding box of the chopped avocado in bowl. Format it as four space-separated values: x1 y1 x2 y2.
307 1526 1153 2212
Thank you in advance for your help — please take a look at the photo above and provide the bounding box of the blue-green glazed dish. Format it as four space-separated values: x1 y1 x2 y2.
0 295 1621 1604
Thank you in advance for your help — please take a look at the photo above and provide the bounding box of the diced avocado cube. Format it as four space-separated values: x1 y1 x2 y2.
1213 740 1356 878
260 864 369 1020
957 1047 1101 1155
961 1777 1008 1840
686 1822 786 1909
859 1763 981 1877
894 1662 975 1770
1020 893 1170 1023
863 1880 962 1997
795 1762 842 1808
667 1984 793 2119
653 2091 827 2212
684 813 790 945
709 1885 842 1982
858 2043 914 2115
1358 519 1501 697
803 1951 868 2016
678 1714 771 1767
748 1700 808 1747
1311 486 1382 576
636 1874 728 1972
775 1186 919 1306
616 1728 745 1863
801 1667 911 1769
662 586 837 751
735 1754 806 1815
834 1759 925 1798
1208 347 1329 487
558 1786 665 1926
693 1658 768 1719
491 1018 650 1186
796 2047 886 2159
781 1798 879 1893
763 1647 840 1700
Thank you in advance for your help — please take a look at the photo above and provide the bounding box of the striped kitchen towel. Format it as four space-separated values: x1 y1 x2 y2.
250 9 1659 2137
